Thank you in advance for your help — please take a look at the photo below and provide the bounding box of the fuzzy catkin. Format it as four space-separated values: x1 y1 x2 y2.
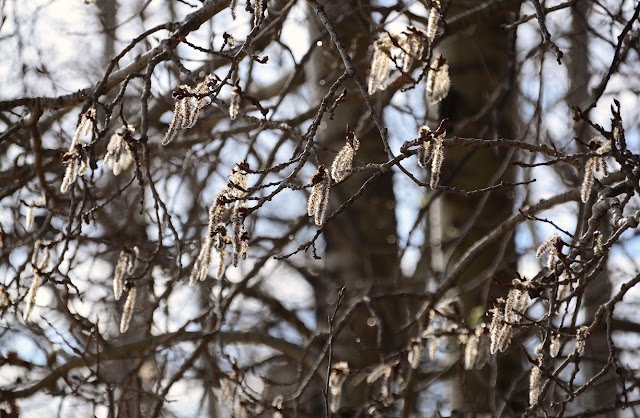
113 251 129 300
23 272 43 321
120 287 136 333
329 362 349 412
575 326 588 355
104 126 134 176
253 0 263 27
25 196 45 231
229 87 241 120
399 27 425 73
163 100 183 146
429 132 444 188
426 5 439 44
73 108 95 142
163 76 216 145
307 165 331 225
529 363 542 406
549 334 561 358
331 134 359 182
581 158 597 203
408 338 423 369
368 34 392 95
426 59 450 104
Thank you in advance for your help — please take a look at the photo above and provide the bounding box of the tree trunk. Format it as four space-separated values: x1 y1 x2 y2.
435 2 523 414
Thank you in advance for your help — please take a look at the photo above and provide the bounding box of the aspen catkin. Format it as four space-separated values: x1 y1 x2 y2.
120 285 136 333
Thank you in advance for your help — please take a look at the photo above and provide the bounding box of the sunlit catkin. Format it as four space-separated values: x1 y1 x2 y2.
529 361 542 406
60 139 90 193
489 301 506 354
163 100 184 146
426 55 450 104
575 325 588 355
229 86 241 120
232 202 248 267
329 362 349 413
408 338 423 369
580 157 597 203
113 251 130 301
581 140 610 203
307 165 331 225
120 285 136 333
429 130 445 188
549 333 561 358
272 395 283 418
23 271 43 321
400 27 425 73
163 77 216 145
73 108 96 141
31 240 50 270
216 245 227 280
368 33 393 95
104 125 134 176
331 129 360 182
474 326 491 369
464 333 479 370
426 2 440 44
253 0 263 27
536 233 561 269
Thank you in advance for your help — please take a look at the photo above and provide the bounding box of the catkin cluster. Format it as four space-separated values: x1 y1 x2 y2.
331 128 359 182
536 233 562 269
416 125 445 188
60 140 90 193
104 125 135 176
581 138 611 203
61 109 94 193
399 27 426 73
489 278 531 354
74 108 96 142
162 75 218 146
367 2 439 94
190 162 250 285
307 164 331 226
426 54 450 104
366 363 394 407
463 325 492 370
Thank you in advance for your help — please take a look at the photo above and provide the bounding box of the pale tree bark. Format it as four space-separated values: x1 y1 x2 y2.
569 3 616 416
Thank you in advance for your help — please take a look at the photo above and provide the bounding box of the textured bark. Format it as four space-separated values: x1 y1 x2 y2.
306 1 401 413
436 1 523 414
570 3 616 416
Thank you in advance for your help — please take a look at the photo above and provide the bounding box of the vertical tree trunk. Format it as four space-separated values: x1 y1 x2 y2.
435 2 523 414
305 1 402 413
569 3 616 416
